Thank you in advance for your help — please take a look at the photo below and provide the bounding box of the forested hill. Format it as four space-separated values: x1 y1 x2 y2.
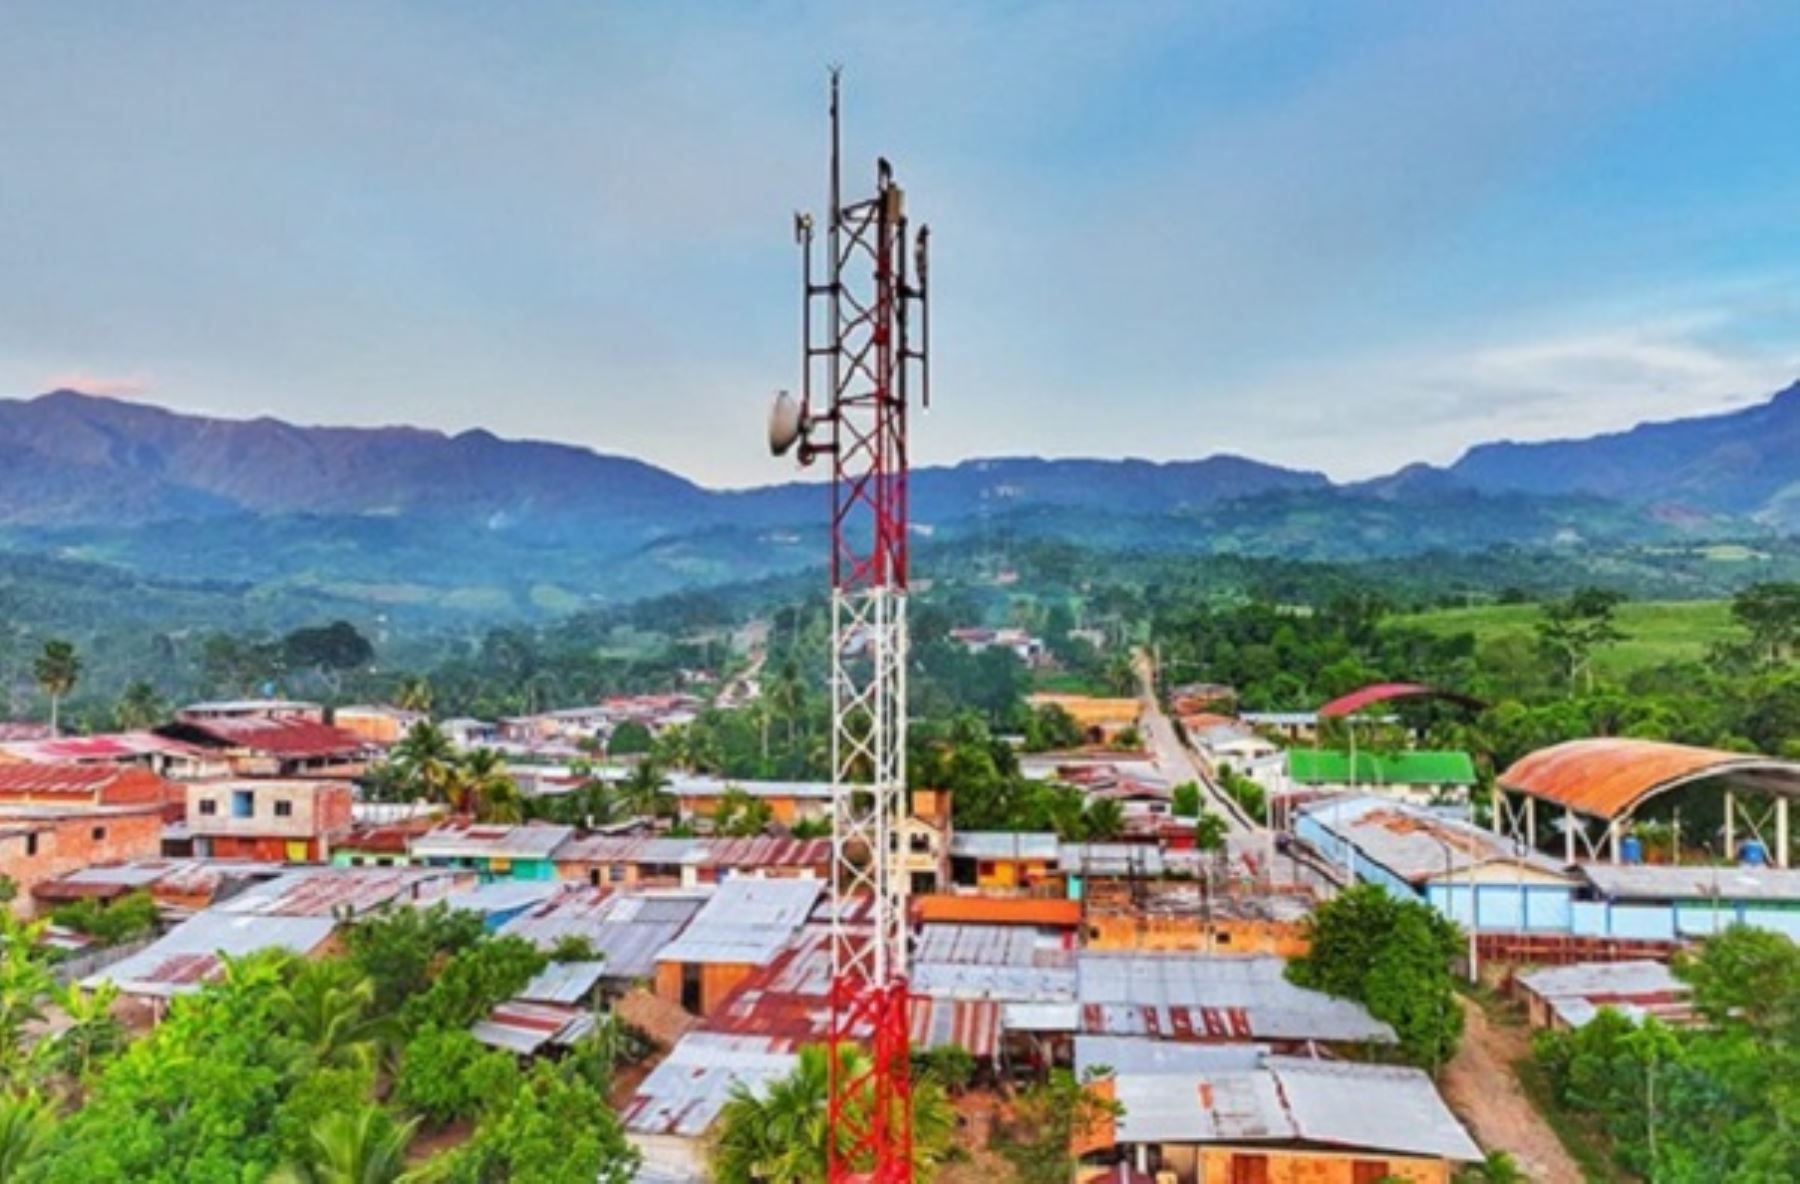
0 384 1792 616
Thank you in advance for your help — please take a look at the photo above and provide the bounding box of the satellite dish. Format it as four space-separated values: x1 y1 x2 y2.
769 390 806 457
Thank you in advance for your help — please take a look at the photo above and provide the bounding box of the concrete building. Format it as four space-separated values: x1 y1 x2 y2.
1 804 165 916
653 877 822 1015
186 779 355 862
950 831 1061 891
410 821 573 881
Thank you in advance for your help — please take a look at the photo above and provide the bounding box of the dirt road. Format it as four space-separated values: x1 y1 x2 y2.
1440 996 1583 1184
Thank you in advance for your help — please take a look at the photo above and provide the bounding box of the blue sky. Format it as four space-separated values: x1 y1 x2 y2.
2 2 1799 487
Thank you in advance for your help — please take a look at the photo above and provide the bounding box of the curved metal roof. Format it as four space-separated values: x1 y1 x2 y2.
1499 738 1800 820
1317 682 1485 718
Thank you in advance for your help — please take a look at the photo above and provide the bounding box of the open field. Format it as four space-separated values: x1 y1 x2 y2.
1397 599 1739 679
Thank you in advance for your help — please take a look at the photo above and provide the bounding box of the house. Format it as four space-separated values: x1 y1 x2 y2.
554 836 705 889
409 822 573 881
331 705 426 746
1027 694 1143 745
1295 796 1577 933
1514 960 1693 1031
185 779 355 862
666 775 833 827
1081 892 1314 959
329 816 440 868
0 804 165 916
440 718 500 749
180 698 324 722
622 1032 798 1181
893 788 952 895
1076 1040 1481 1184
157 715 366 777
949 831 1061 891
500 888 708 988
1285 749 1477 805
1239 711 1318 744
949 626 1046 665
0 733 226 780
654 877 823 1015
34 858 287 917
0 763 181 812
1571 863 1800 943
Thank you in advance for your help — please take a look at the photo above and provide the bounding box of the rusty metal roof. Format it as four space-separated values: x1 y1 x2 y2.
1499 738 1800 820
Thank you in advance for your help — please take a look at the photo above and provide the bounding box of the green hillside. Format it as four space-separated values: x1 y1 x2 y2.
1397 599 1739 678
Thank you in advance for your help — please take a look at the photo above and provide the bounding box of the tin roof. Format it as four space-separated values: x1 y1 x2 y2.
656 877 822 966
1266 1055 1482 1161
0 732 206 764
217 866 460 917
949 831 1060 860
1516 960 1692 1028
666 775 834 801
0 763 172 798
160 716 365 758
1578 862 1800 903
500 889 708 978
411 821 573 861
1500 738 1800 821
1299 796 1567 884
552 835 706 865
621 1032 797 1138
471 999 596 1056
90 911 336 997
692 836 832 869
1077 953 1396 1044
517 960 609 1004
915 924 1076 969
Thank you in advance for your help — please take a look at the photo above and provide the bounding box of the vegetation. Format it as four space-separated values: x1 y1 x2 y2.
1533 926 1800 1181
48 890 159 947
31 640 80 736
994 1067 1123 1184
1287 884 1465 1069
710 1044 956 1183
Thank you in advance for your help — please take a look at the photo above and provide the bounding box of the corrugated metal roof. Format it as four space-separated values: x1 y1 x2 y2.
517 960 609 1004
911 961 1078 1003
1299 795 1568 884
1077 953 1395 1044
162 716 365 758
1318 683 1485 719
691 836 831 870
1268 1055 1482 1161
949 832 1060 860
1075 1036 1267 1076
471 999 596 1055
552 835 705 864
909 996 1002 1058
915 924 1076 969
441 879 562 917
666 775 834 801
656 877 822 966
90 911 336 997
500 888 709 978
1500 738 1800 821
1517 960 1693 1029
411 822 573 860
622 1032 797 1137
1579 862 1800 903
1003 1001 1080 1032
217 866 460 917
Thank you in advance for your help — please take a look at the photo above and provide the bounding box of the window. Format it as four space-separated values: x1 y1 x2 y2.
909 833 931 853
589 869 603 888
609 866 628 883
273 800 294 818
198 799 218 816
25 833 39 857
91 826 107 842
231 790 254 819
1352 1163 1390 1184
1230 1154 1269 1184
1215 930 1232 946
680 963 703 1014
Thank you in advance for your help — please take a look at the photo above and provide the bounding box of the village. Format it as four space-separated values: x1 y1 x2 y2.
3 644 1794 1184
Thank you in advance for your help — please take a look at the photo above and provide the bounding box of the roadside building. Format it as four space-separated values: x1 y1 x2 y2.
1027 694 1143 746
1295 796 1577 932
34 858 285 917
185 779 354 862
653 877 822 1015
0 804 165 916
1075 1040 1481 1184
1082 891 1313 958
410 821 573 881
1286 749 1477 805
1514 960 1693 1031
950 831 1061 892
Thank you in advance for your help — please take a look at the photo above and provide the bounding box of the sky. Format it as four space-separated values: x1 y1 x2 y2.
3 2 1800 488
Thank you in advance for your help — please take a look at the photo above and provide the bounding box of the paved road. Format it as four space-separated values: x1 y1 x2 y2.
1133 647 1258 837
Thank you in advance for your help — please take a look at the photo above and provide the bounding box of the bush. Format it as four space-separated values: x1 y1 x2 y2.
394 1027 522 1127
51 890 159 946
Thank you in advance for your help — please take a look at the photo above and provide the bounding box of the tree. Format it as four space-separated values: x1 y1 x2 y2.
343 904 485 1016
1535 587 1627 693
618 759 674 820
0 1091 53 1181
269 1106 426 1184
996 1067 1122 1184
53 980 124 1080
1194 809 1229 852
1022 704 1082 753
393 1027 520 1127
269 960 391 1076
1171 780 1202 817
1082 797 1126 841
388 722 457 805
33 639 80 736
282 621 375 693
50 889 159 946
114 679 167 730
1675 924 1799 1046
394 677 434 714
712 786 773 837
437 1060 638 1184
450 748 523 823
607 720 654 757
711 1044 954 1183
1731 582 1800 666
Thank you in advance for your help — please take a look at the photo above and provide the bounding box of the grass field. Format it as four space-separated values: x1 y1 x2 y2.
1398 599 1739 679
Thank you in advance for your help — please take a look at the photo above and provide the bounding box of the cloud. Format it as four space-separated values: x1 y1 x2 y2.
43 371 154 398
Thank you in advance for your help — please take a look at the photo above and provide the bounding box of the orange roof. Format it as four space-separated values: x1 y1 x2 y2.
1499 739 1800 820
912 894 1082 927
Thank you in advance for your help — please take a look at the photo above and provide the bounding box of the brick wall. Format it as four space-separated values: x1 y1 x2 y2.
2 807 164 916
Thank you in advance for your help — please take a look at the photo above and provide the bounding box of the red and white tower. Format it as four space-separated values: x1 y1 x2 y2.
769 69 929 1184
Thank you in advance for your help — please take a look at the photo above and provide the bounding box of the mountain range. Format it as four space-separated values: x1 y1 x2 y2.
0 382 1793 617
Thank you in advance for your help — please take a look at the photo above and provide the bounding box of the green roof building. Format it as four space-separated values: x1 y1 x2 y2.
1287 749 1477 804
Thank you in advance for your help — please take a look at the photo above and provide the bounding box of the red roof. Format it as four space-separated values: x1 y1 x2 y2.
1318 682 1485 718
1499 738 1800 820
0 763 174 806
162 717 366 759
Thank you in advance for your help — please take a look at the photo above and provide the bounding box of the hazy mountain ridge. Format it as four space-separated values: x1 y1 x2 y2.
0 384 1791 615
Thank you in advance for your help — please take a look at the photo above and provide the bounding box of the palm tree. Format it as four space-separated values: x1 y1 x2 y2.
389 721 456 805
53 980 123 1080
394 677 434 714
113 679 167 731
32 640 80 736
453 748 523 824
269 1106 426 1184
269 961 391 1075
710 1044 955 1183
0 1091 53 1182
1083 798 1126 842
618 759 673 821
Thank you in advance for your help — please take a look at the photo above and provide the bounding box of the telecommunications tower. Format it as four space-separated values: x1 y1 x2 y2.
767 69 930 1183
